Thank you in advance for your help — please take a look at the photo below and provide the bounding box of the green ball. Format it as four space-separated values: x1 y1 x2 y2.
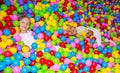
14 3 20 8
1 21 6 27
43 52 51 60
37 70 44 73
88 53 92 58
58 70 64 73
71 48 77 53
99 54 105 59
58 48 64 53
13 21 20 27
49 28 54 33
115 58 120 64
63 51 69 57
56 39 61 44
29 4 34 9
11 56 15 61
79 36 84 41
51 41 56 46
34 10 39 15
104 57 109 62
35 63 41 69
1 4 8 11
80 22 84 26
12 11 18 15
4 67 12 73
66 44 71 48
29 24 34 30
17 7 23 13
41 65 48 71
82 54 88 59
49 70 55 73
0 55 4 62
53 58 59 64
18 41 25 46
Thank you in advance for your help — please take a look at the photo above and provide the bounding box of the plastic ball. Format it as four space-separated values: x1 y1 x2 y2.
60 64 67 71
1 4 8 11
3 29 11 36
0 48 3 54
58 28 64 34
0 55 4 62
9 47 17 54
12 60 20 66
0 30 2 36
16 44 22 51
14 53 23 61
31 43 38 49
41 65 48 71
35 16 40 22
68 63 75 69
30 53 37 60
85 60 92 66
30 66 37 73
37 51 43 57
13 66 20 73
4 67 12 73
14 35 21 42
22 46 30 53
4 57 12 65
64 58 70 64
6 39 13 46
35 63 41 69
9 27 16 35
13 20 20 27
78 63 84 69
10 15 18 20
4 50 12 57
21 66 29 73
60 36 66 41
24 58 31 65
0 62 6 71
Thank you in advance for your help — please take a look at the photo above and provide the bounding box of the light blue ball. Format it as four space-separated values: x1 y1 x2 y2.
31 43 38 49
12 60 20 66
60 64 67 71
30 53 36 60
5 1 11 6
35 16 40 22
24 58 31 65
58 28 64 34
0 62 6 71
14 53 23 61
3 29 11 36
4 57 12 65
30 66 37 73
60 36 66 41
21 67 29 73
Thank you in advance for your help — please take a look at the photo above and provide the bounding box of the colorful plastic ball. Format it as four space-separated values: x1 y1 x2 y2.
60 36 66 41
24 58 31 65
6 39 13 46
102 62 108 68
4 67 12 73
9 47 17 54
46 60 53 67
30 53 37 60
16 44 22 51
39 58 46 65
78 63 84 69
38 33 44 39
4 50 12 57
30 60 36 66
22 46 30 53
9 27 16 35
60 64 67 71
13 66 20 73
14 53 23 61
0 62 6 71
4 57 12 65
14 35 21 42
35 63 41 69
0 48 3 54
12 60 20 66
83 66 89 72
21 66 29 73
3 29 11 36
0 55 4 62
10 15 18 20
68 63 75 69
5 0 11 6
31 43 38 49
37 51 43 57
85 60 92 67
23 4 29 11
30 66 37 73
58 28 64 34
35 16 40 22
1 4 8 11
41 65 48 71
0 30 2 36
13 20 20 27
55 52 61 58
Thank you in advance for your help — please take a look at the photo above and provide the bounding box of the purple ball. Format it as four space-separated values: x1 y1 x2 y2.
16 45 22 51
33 2 37 5
66 38 70 44
28 9 33 14
18 0 24 6
98 59 103 64
30 49 35 53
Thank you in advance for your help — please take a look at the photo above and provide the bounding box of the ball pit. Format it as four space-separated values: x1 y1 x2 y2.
0 0 120 73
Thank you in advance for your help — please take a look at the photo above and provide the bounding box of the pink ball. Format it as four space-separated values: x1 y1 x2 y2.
70 42 76 48
68 18 72 22
0 30 2 36
50 66 54 70
54 64 60 71
38 33 44 39
35 22 39 27
46 41 52 48
74 38 79 44
85 60 92 66
14 35 21 42
96 64 101 70
50 46 56 51
13 66 20 73
92 44 98 48
54 31 58 36
64 58 70 64
0 48 3 54
64 14 68 18
10 15 18 20
76 54 82 60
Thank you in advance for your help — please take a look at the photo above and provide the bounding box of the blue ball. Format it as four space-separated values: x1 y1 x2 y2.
30 53 36 60
35 16 40 22
98 46 103 52
102 62 108 68
12 60 20 66
31 43 38 49
60 36 66 41
30 66 37 73
45 31 52 36
14 53 23 61
3 29 11 36
0 62 6 71
58 28 64 34
35 28 41 34
117 45 120 50
40 26 45 32
44 47 50 52
23 4 29 11
55 52 61 58
60 64 67 71
5 1 11 6
21 67 29 73
83 66 89 72
24 58 31 65
4 57 12 65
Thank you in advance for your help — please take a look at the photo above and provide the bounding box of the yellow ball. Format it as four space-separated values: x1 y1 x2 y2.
14 27 20 33
46 25 51 30
20 60 24 68
64 68 70 73
9 47 17 54
40 43 45 49
81 31 86 37
36 57 40 62
109 57 114 62
30 18 35 24
36 39 43 45
0 42 7 49
22 46 30 53
1 35 7 42
44 13 49 18
6 39 13 46
51 34 57 40
38 21 44 26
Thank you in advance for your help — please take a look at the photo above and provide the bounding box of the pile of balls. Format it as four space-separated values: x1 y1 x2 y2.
0 0 120 73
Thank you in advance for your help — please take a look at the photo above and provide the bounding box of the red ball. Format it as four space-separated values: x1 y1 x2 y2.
64 33 69 38
106 52 112 58
84 44 90 49
91 61 97 67
57 34 62 38
39 58 46 65
81 72 86 73
60 42 66 48
4 50 12 57
78 63 84 69
6 9 12 15
50 50 55 56
30 60 36 66
24 0 28 3
68 63 75 70
6 21 13 27
37 51 43 57
84 48 89 54
46 60 53 67
60 56 65 62
71 68 78 73
94 50 100 55
4 16 11 21
90 66 96 73
40 17 45 21
0 21 3 28
44 35 50 41
9 28 16 35
84 39 88 44
75 44 81 51
9 5 16 11
62 7 67 12
32 13 35 18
